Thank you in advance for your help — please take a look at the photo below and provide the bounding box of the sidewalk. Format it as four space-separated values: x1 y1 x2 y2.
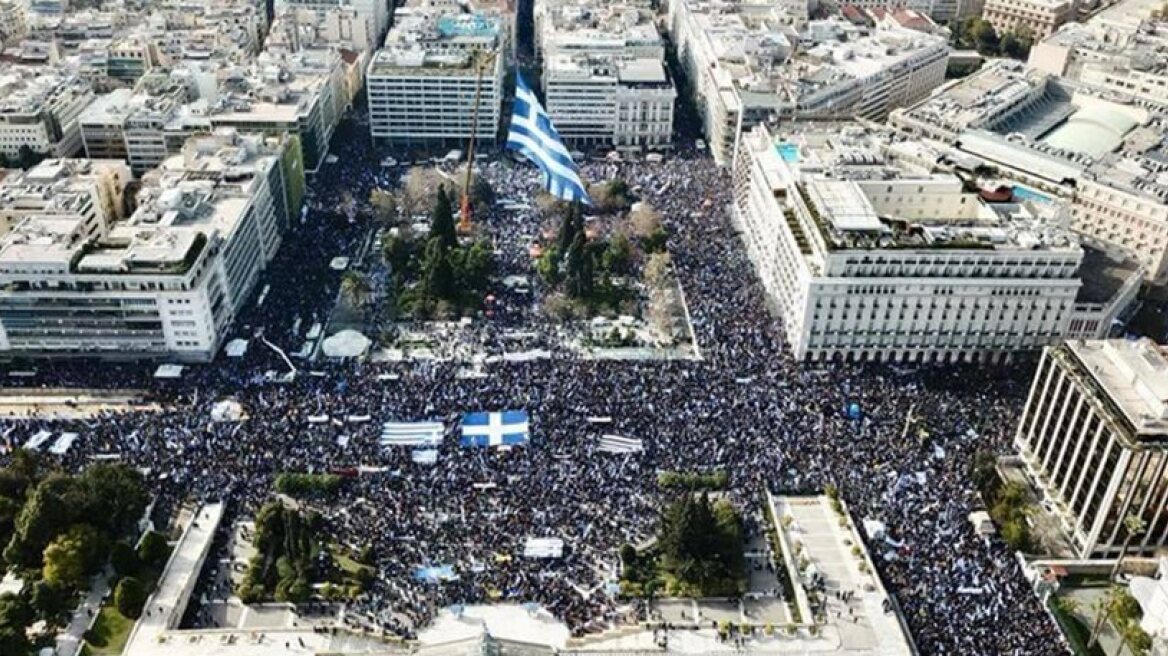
56 569 112 656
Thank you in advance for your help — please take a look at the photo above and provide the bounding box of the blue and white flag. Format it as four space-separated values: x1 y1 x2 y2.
506 74 591 204
460 410 530 447
381 421 444 447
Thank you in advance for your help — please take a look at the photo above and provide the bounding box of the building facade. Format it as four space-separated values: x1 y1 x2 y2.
982 0 1076 41
367 8 504 145
1015 339 1168 559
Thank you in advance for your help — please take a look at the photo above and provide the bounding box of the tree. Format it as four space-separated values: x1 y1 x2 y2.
970 449 1000 497
602 234 633 276
370 188 398 223
430 186 458 250
564 232 594 299
974 19 1000 55
0 593 32 654
339 271 372 309
110 540 139 578
74 463 148 538
461 240 494 292
659 494 744 595
629 203 662 238
402 167 444 215
31 580 73 626
43 524 108 589
137 531 169 567
645 252 672 290
382 233 412 275
421 238 455 301
114 576 147 619
537 246 562 286
5 473 77 569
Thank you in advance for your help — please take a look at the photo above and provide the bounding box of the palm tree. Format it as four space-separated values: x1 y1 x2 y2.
1088 514 1148 648
340 271 372 310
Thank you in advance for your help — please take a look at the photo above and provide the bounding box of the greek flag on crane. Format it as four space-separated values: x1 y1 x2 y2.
506 74 592 205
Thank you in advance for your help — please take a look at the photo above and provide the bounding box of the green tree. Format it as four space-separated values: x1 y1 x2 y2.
30 580 73 626
421 238 455 300
660 494 744 595
75 464 148 538
110 540 139 578
537 246 562 286
564 232 594 299
5 473 77 569
382 233 412 275
114 576 147 619
601 233 633 275
974 19 1000 55
43 524 108 589
461 240 494 292
557 204 582 256
430 186 458 250
136 531 169 567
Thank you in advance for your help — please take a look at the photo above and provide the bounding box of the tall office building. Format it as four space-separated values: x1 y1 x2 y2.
1015 339 1168 558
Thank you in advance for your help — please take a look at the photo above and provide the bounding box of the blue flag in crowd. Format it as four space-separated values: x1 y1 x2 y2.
505 74 591 205
460 410 530 447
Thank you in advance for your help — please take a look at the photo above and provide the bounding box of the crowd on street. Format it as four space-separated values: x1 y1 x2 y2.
0 110 1066 655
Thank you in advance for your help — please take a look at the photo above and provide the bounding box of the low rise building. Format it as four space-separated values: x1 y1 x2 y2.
731 122 1138 363
367 4 505 145
1014 339 1168 558
0 130 304 361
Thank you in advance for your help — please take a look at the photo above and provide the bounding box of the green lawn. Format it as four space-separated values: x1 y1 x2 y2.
81 605 135 656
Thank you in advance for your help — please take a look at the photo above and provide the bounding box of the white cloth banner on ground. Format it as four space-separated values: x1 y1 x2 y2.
597 434 643 454
523 537 565 559
381 421 444 447
346 415 372 424
48 433 78 455
585 416 613 425
412 449 439 465
24 430 52 451
308 415 330 424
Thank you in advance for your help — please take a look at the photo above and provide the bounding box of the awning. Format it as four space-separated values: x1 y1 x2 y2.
154 364 185 379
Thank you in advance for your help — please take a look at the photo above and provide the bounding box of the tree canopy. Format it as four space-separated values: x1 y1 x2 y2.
659 494 745 596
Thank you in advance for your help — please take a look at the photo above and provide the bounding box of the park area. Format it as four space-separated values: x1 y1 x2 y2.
322 159 696 362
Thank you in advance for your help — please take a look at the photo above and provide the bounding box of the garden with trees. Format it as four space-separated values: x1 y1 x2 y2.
352 172 495 322
620 493 745 598
0 451 158 655
950 18 1034 61
236 501 374 605
534 180 687 349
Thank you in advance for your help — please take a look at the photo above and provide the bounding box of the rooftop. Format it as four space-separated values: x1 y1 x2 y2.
1066 339 1168 442
749 122 1081 252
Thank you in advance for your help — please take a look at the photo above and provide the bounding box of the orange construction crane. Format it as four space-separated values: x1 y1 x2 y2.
459 50 496 234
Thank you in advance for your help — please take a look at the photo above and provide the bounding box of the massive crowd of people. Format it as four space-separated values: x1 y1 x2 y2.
0 110 1067 654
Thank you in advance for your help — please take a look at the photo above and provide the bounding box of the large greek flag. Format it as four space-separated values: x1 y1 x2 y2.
460 411 530 447
506 74 591 204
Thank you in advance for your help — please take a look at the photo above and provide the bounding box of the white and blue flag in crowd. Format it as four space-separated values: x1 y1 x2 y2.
460 410 530 447
380 421 444 447
505 74 591 205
